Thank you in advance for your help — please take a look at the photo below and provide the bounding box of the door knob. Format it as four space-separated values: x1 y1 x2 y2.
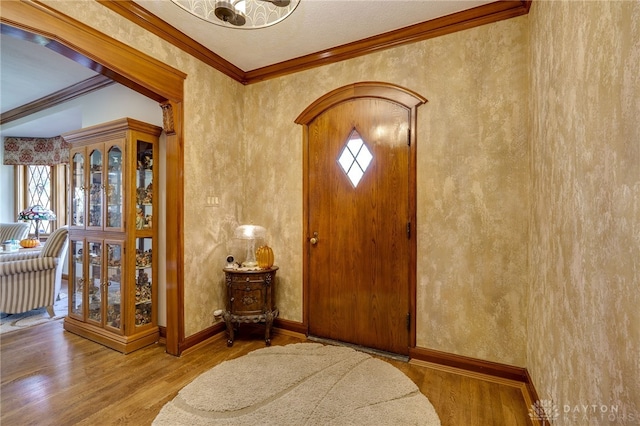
309 232 319 245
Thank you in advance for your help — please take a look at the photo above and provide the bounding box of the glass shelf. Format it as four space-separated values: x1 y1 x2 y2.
71 152 85 227
135 236 153 326
106 242 122 328
136 141 154 231
70 241 84 318
106 146 123 228
88 150 103 228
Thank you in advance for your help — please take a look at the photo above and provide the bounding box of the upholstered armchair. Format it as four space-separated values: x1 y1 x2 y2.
0 222 30 244
0 226 69 317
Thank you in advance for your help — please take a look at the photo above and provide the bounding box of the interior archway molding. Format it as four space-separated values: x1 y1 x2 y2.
1 0 186 355
295 81 427 125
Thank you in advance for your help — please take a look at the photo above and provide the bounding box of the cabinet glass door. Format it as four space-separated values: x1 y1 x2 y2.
106 241 123 331
69 239 84 319
135 237 153 327
70 150 85 228
87 241 103 324
106 145 123 230
88 149 103 228
136 141 154 232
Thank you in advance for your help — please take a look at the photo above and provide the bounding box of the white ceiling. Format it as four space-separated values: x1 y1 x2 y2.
1 0 494 137
0 35 98 138
136 0 493 72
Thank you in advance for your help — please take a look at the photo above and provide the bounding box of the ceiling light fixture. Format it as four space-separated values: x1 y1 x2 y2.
171 0 300 29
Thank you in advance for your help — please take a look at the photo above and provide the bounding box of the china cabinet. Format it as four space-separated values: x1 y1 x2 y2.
63 118 161 353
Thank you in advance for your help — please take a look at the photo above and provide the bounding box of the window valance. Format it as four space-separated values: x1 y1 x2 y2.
3 137 69 165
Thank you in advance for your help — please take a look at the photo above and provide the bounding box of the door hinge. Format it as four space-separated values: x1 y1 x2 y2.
406 222 411 239
407 128 411 146
406 312 411 331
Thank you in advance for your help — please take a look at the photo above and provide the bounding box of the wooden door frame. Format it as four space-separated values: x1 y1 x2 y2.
1 1 186 355
295 82 427 349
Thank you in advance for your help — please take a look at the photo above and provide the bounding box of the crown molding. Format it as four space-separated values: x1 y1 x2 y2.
99 1 531 85
97 0 247 83
247 1 532 83
0 74 114 125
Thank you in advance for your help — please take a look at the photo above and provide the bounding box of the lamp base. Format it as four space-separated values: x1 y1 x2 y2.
34 219 41 242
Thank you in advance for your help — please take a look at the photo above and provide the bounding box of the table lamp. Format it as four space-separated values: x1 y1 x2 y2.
18 205 57 242
234 225 266 268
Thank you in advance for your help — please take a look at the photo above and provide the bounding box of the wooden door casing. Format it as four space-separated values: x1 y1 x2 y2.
297 82 426 356
2 2 186 355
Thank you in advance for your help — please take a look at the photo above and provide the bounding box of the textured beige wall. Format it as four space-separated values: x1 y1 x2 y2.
245 17 530 366
528 0 640 423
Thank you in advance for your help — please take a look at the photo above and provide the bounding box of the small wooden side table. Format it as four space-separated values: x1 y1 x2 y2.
222 266 278 347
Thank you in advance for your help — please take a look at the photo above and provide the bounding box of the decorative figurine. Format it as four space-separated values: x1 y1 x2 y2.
142 183 153 204
137 187 146 205
136 208 145 230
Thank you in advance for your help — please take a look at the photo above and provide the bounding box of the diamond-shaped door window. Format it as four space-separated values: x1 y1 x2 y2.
337 130 373 187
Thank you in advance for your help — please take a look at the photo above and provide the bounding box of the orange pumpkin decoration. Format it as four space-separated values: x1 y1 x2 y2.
256 245 274 269
20 238 40 248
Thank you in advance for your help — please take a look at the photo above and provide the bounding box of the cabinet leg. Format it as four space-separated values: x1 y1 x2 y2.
265 311 275 346
223 312 234 347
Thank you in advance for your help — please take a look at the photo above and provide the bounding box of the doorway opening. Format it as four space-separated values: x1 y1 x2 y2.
1 4 185 355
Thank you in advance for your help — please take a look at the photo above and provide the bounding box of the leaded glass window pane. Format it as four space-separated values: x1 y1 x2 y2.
337 130 373 188
27 165 53 234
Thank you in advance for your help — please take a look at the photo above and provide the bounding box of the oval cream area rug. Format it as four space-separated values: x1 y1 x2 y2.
154 343 441 426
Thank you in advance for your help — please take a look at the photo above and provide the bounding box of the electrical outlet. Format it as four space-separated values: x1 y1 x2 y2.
205 196 221 207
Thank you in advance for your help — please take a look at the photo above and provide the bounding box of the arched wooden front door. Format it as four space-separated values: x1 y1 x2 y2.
296 82 426 355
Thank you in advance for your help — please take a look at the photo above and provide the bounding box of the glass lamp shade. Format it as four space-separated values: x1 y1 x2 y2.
18 205 57 222
234 224 266 240
233 225 266 268
18 205 56 241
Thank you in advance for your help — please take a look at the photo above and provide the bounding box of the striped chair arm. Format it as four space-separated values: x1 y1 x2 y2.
0 222 30 242
40 226 68 258
0 257 58 276
0 251 41 262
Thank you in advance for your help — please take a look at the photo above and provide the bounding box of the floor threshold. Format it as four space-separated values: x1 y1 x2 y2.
307 335 410 362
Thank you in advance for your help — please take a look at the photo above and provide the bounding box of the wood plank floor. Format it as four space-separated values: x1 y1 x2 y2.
0 321 533 425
